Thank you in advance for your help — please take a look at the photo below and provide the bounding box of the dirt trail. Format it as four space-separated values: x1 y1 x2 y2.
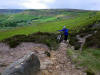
0 42 86 75
38 42 86 75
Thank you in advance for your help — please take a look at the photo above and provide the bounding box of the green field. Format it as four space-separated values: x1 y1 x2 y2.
0 10 98 40
67 48 100 74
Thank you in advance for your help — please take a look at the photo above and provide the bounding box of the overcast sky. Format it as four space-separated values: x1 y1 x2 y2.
0 0 100 10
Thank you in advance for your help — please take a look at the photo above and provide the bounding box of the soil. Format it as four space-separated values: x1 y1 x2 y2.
0 42 86 75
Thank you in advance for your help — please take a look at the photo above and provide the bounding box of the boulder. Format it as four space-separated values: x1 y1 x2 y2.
2 52 40 75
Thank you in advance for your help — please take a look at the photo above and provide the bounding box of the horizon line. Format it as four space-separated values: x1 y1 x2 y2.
0 8 99 11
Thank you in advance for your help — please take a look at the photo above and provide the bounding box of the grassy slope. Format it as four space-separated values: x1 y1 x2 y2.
0 9 93 28
67 48 100 74
66 11 100 75
0 11 97 40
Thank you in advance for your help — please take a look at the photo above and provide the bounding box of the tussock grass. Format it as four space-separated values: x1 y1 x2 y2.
1 32 59 50
67 48 100 75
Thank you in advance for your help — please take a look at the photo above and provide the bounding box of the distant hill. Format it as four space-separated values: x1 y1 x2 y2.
0 9 25 14
0 9 94 14
0 9 95 29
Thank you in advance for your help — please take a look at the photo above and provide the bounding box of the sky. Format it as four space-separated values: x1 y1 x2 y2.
0 0 100 10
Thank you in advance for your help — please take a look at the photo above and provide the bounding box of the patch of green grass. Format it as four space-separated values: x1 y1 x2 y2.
7 13 37 21
67 48 100 74
38 17 57 22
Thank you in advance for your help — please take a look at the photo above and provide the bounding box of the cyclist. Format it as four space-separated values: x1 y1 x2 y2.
58 26 69 42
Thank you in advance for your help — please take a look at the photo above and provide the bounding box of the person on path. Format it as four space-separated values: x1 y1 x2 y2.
58 26 69 42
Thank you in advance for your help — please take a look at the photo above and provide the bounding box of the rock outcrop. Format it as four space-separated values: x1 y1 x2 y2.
2 52 40 75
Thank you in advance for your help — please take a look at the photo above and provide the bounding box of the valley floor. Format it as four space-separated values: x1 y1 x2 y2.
0 42 86 75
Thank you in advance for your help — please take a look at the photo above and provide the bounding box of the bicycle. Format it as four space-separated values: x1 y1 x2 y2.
57 31 64 43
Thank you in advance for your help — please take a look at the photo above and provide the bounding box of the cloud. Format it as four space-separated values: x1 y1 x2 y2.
47 0 100 10
0 0 100 10
0 0 25 9
21 0 55 9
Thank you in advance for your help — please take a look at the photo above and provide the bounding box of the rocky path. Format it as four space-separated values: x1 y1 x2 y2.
0 43 49 73
38 42 86 75
0 42 86 75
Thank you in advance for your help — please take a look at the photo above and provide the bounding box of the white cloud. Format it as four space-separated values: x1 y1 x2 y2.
0 0 100 10
0 0 25 9
47 0 100 10
21 0 55 9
